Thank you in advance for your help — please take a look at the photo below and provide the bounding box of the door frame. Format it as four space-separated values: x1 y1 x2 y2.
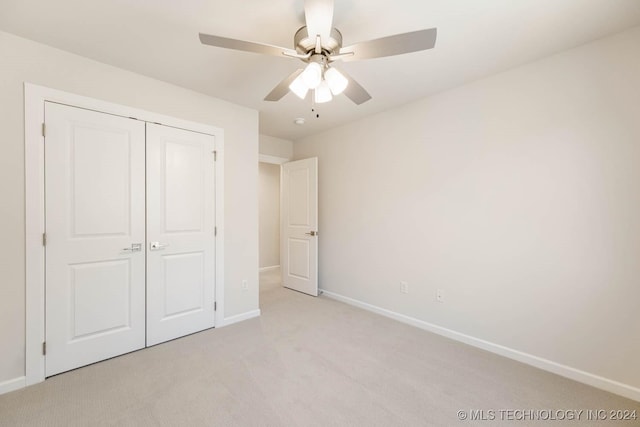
24 83 225 386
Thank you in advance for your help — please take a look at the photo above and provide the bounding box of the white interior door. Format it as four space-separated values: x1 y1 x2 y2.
146 123 216 346
45 102 146 376
281 158 318 296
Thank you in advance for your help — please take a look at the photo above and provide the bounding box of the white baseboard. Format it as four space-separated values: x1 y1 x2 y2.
0 376 26 395
222 309 261 327
320 289 640 402
259 265 280 273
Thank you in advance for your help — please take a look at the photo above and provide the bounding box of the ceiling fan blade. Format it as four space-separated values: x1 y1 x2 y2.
199 33 295 57
264 69 304 101
304 0 334 43
339 28 437 62
339 70 372 105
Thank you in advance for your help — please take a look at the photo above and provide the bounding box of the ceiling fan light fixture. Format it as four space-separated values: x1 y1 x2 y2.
200 1 438 107
324 67 348 95
302 62 323 89
289 74 309 99
314 80 333 103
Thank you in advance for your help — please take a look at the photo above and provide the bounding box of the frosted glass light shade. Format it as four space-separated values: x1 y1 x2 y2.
289 74 309 99
314 80 333 103
301 62 322 89
325 67 349 95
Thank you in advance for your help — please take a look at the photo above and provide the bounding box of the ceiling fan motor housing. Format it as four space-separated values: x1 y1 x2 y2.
294 26 343 57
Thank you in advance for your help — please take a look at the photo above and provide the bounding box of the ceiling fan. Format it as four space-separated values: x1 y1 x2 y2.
199 0 437 105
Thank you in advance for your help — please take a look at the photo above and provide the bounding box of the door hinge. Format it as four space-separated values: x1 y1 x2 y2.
42 341 46 356
214 301 217 311
42 123 46 138
214 226 217 237
213 150 217 161
42 233 47 246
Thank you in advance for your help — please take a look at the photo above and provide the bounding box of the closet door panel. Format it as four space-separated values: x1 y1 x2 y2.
44 102 146 376
146 123 216 346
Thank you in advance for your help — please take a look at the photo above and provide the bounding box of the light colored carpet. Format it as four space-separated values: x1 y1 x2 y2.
259 267 282 293
0 268 638 426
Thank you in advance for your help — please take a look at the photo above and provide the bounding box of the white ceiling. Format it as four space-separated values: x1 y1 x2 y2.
2 0 640 141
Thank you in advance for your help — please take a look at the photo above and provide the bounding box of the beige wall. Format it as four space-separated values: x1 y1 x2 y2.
259 163 281 268
294 26 640 391
0 31 259 384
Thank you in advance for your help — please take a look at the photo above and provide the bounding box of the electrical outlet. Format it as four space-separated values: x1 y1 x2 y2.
436 289 445 303
242 280 248 291
400 281 409 294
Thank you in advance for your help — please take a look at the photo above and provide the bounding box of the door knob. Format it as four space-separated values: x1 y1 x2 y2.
305 231 318 236
150 242 169 250
122 243 142 252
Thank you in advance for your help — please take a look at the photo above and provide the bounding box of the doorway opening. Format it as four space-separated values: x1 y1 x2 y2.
258 156 319 301
259 161 283 294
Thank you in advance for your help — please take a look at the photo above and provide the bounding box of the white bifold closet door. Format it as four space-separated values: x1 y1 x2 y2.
145 123 216 346
45 102 147 376
45 103 217 376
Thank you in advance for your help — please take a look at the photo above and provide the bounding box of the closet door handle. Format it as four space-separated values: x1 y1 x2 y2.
150 242 169 250
122 243 142 253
